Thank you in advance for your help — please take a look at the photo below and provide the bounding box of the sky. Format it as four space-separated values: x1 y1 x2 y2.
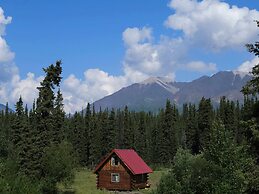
0 0 259 113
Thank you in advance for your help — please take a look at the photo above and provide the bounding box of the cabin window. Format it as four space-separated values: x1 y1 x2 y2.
111 156 120 166
111 173 120 183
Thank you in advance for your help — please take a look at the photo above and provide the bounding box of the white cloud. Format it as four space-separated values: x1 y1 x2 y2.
10 73 43 106
0 73 42 108
0 37 14 63
0 7 15 82
61 69 129 113
0 7 12 36
165 0 259 50
235 57 259 73
185 61 217 73
123 27 162 74
122 27 187 78
123 27 152 46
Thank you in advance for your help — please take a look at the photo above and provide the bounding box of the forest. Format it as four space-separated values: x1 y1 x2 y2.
0 22 259 194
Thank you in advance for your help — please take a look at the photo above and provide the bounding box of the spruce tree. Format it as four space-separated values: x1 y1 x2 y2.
52 89 65 144
197 97 213 152
33 60 63 178
160 100 178 163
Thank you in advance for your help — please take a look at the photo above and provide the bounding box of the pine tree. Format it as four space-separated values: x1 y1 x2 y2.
52 89 65 144
33 60 63 178
84 103 91 165
107 108 116 150
10 97 24 149
197 97 213 152
123 106 133 148
160 100 178 163
135 111 147 159
185 103 199 154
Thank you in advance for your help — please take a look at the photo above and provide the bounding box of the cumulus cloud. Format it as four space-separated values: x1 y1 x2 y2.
165 0 259 50
185 61 217 73
61 69 129 113
0 7 15 83
235 57 259 73
0 73 42 107
122 27 187 78
10 73 43 105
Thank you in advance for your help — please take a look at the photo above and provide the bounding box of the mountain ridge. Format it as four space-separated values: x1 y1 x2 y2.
92 71 251 112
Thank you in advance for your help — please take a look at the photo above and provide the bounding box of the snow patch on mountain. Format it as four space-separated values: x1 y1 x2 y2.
140 76 179 94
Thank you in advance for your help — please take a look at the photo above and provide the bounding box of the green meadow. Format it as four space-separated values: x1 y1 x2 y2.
58 168 166 194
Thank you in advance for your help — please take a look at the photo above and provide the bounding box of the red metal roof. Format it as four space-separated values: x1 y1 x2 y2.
94 149 153 175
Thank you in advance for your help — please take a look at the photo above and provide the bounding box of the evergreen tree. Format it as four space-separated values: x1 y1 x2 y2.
197 97 213 152
10 97 24 150
135 111 147 159
105 108 116 152
89 105 102 166
160 100 178 163
185 103 199 154
122 106 133 148
52 89 65 144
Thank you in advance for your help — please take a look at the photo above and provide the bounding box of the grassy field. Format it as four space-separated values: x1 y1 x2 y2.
58 168 167 194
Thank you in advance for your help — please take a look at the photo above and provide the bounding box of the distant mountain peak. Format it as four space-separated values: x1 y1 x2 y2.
140 76 178 94
91 71 252 112
140 76 173 85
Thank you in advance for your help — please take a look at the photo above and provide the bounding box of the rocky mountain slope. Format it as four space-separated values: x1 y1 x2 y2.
93 71 251 111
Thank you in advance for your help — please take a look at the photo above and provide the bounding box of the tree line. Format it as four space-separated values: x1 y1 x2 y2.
0 81 258 193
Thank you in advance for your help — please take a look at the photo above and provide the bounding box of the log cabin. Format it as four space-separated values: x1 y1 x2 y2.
94 149 153 191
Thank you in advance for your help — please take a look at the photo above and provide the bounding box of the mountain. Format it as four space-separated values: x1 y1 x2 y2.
0 103 13 113
93 71 251 112
0 103 7 112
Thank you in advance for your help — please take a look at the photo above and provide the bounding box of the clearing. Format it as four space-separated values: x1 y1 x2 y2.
58 168 167 194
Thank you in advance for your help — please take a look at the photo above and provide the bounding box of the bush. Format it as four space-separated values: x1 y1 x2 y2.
0 159 41 194
42 141 77 193
153 122 259 194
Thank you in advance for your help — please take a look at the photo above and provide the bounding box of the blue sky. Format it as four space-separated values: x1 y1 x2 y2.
0 0 259 112
1 0 173 79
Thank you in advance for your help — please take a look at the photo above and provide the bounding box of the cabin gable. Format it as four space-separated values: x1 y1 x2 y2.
95 149 152 191
96 153 132 190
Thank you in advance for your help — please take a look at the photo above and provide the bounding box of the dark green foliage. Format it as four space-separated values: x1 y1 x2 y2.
197 97 213 152
70 111 87 166
2 61 76 193
153 121 259 194
204 121 258 193
184 103 198 153
152 149 216 194
52 89 65 144
0 159 41 194
123 106 133 148
42 141 76 193
106 108 117 151
160 100 178 163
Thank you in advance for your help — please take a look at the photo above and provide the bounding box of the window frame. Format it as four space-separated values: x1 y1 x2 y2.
111 156 120 166
111 173 120 183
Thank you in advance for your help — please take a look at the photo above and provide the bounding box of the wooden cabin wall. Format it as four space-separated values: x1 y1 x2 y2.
131 174 148 189
97 156 131 190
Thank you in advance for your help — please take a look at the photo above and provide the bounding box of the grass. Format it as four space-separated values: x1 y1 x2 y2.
58 168 167 194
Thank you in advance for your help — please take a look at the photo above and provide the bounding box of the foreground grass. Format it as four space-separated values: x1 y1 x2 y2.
58 168 167 194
